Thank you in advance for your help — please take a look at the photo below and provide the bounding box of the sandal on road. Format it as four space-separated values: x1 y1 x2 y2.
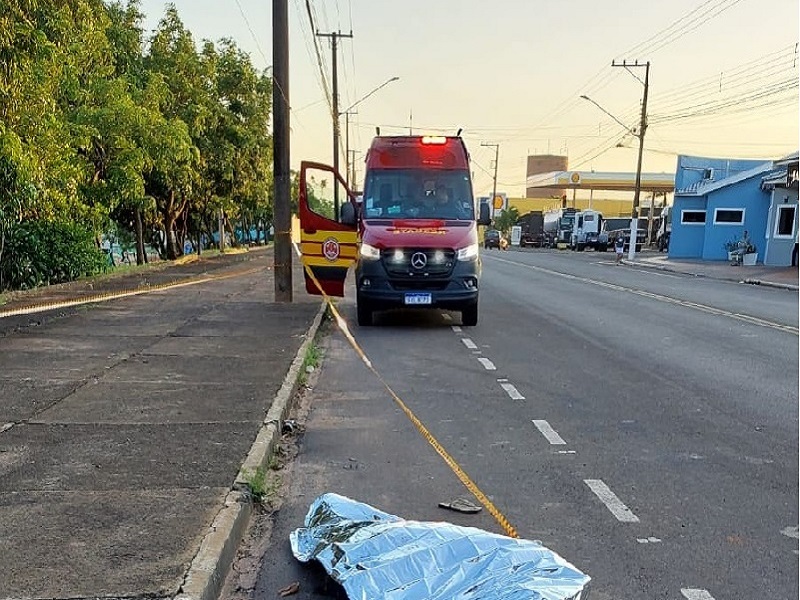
438 497 482 514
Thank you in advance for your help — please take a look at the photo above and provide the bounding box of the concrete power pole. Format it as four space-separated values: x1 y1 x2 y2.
482 142 500 220
612 60 650 261
317 30 352 220
273 0 292 302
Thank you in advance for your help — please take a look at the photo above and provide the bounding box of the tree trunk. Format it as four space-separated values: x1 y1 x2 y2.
135 208 145 265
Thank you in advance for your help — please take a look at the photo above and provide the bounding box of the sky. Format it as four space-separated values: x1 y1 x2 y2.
138 0 799 199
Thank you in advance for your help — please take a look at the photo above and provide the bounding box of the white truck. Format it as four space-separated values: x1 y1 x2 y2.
657 205 672 252
569 209 608 252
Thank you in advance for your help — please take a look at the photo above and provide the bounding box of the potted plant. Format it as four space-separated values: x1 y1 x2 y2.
723 239 738 261
742 241 758 265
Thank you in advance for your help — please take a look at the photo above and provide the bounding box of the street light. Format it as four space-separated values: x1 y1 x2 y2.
579 95 634 136
340 77 399 190
580 86 649 261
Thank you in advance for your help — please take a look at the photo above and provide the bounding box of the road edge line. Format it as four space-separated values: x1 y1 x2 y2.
175 300 328 600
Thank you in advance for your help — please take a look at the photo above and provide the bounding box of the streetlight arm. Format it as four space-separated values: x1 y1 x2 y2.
342 76 400 114
580 95 633 135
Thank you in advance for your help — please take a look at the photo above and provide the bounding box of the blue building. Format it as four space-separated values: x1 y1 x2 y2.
668 153 799 265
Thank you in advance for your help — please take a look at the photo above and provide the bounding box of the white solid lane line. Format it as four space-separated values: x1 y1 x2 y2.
584 479 640 523
532 420 566 445
451 325 462 333
477 357 496 370
500 382 525 400
462 338 478 349
681 589 716 600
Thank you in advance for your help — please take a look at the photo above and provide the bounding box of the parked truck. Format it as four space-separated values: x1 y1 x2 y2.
656 205 672 252
568 209 608 251
516 211 544 247
604 217 646 252
543 207 577 247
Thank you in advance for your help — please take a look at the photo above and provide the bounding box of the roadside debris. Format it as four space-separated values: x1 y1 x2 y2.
438 497 482 514
278 581 300 596
290 493 590 600
281 419 298 435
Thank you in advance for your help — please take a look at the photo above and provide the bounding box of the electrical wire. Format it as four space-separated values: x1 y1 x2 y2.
232 0 269 67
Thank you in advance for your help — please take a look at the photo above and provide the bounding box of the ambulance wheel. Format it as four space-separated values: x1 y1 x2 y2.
461 302 478 327
356 296 373 326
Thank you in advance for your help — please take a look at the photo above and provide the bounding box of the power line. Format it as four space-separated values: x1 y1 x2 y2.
232 0 269 66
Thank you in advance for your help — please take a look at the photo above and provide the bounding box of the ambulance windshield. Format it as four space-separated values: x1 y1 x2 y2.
362 169 475 221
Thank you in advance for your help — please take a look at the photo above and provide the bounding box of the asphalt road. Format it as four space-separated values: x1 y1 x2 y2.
249 249 798 600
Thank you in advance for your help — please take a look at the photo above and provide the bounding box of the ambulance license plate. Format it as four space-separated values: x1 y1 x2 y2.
404 293 432 305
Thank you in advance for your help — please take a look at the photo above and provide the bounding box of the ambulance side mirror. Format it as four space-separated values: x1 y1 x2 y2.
340 201 357 226
478 203 491 226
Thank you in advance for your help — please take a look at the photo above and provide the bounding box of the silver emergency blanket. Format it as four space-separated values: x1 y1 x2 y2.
290 493 590 600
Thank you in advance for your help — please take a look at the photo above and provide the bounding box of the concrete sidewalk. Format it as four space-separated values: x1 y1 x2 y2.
628 252 799 291
0 247 323 600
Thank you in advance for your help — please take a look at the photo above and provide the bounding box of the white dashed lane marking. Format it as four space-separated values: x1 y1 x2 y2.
477 357 496 370
681 589 716 600
462 338 478 350
500 382 525 400
584 479 640 523
532 420 566 445
451 325 462 333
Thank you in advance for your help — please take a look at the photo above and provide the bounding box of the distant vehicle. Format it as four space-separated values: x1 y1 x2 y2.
604 217 646 252
516 211 545 247
569 209 608 251
484 229 502 249
656 205 672 252
543 207 577 247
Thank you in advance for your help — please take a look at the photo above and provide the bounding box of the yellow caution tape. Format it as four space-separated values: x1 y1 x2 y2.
294 243 519 539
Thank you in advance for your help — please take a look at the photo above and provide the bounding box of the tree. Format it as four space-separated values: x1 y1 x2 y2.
493 206 520 236
144 5 206 258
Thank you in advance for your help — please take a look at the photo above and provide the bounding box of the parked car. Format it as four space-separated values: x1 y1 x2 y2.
484 229 502 249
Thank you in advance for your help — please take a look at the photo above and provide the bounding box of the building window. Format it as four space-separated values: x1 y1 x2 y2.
775 205 797 238
681 210 706 224
713 208 745 225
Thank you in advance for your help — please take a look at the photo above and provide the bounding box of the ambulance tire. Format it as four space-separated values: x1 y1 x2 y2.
461 302 478 327
356 296 373 326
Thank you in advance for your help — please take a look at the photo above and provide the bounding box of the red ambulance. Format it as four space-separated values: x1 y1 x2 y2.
299 135 491 326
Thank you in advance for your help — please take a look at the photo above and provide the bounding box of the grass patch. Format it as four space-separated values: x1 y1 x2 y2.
298 341 321 386
243 466 275 504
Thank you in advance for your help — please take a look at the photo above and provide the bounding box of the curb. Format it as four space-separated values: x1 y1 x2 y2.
626 259 799 291
621 259 705 278
175 300 329 600
741 279 800 292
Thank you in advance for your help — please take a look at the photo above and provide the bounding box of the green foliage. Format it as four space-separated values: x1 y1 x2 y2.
0 1 274 285
243 466 272 503
493 206 520 236
298 342 321 386
0 220 107 290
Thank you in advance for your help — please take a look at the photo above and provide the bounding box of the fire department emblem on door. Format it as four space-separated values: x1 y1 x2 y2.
322 237 340 261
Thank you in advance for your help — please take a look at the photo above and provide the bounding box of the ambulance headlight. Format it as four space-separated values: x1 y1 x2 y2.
456 243 479 261
359 243 381 260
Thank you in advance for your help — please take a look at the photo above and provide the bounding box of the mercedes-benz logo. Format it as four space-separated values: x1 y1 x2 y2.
411 252 427 269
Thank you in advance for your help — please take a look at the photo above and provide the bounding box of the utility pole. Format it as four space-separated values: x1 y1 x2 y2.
348 150 359 191
612 59 650 261
273 0 291 301
317 30 353 220
343 110 355 188
482 142 500 220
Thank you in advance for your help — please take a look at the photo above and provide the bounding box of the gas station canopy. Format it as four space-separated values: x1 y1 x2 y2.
527 171 675 193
